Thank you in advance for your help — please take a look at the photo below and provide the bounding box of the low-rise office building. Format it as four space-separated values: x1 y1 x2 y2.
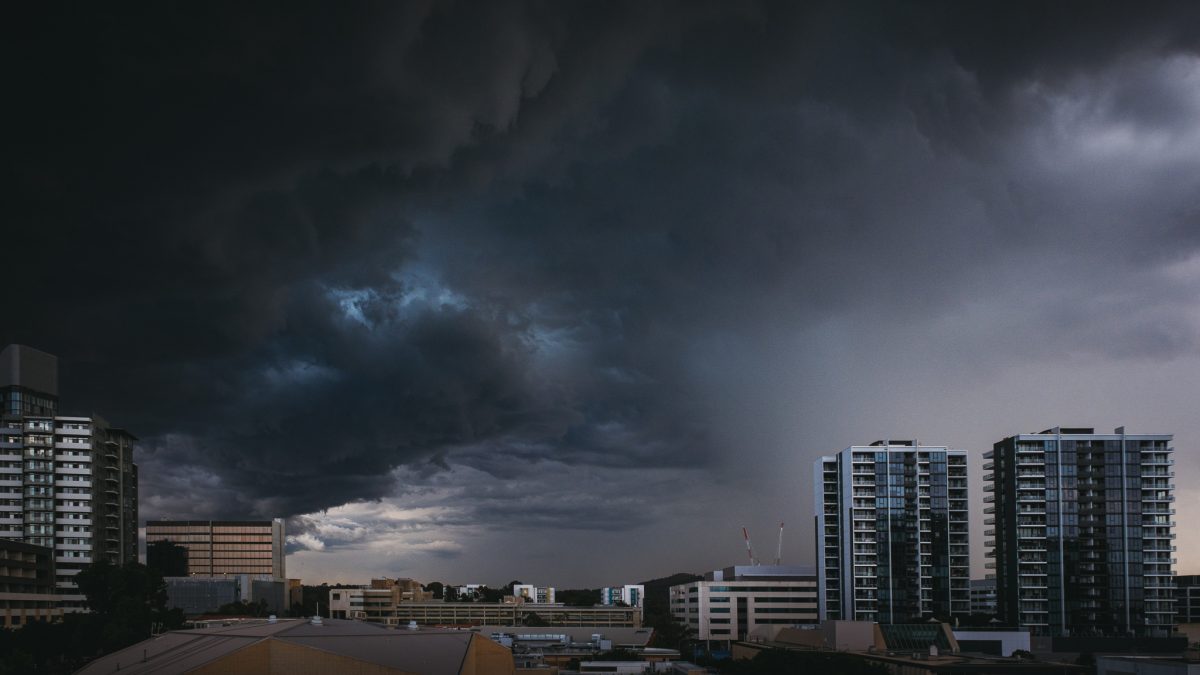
327 578 433 621
669 565 818 643
329 593 641 628
164 574 290 615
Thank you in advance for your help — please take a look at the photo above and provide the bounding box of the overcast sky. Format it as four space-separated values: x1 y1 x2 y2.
8 1 1200 587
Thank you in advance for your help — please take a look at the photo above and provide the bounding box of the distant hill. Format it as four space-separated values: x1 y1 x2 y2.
639 572 703 614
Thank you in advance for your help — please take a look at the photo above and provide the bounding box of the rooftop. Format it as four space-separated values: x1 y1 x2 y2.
75 618 513 675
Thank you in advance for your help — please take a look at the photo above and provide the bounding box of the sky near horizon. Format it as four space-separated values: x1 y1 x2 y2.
8 1 1200 587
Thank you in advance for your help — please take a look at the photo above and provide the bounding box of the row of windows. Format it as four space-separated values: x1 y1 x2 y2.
697 586 816 593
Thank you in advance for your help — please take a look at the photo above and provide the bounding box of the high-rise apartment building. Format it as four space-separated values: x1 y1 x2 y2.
986 427 1175 637
145 520 286 579
0 345 59 417
814 441 970 623
0 345 138 611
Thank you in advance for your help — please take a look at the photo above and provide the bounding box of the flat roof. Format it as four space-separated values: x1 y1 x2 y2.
75 618 490 675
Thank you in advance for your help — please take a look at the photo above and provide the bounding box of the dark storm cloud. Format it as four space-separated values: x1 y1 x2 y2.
7 0 1200 533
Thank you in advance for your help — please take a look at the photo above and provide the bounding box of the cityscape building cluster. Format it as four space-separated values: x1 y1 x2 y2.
0 343 1189 672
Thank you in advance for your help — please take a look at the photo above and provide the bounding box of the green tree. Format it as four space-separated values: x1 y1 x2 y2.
74 559 184 649
557 588 601 606
1 560 185 674
522 611 550 627
145 539 189 577
216 599 270 617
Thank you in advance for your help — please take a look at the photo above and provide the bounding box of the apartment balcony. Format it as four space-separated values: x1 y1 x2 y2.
56 517 92 526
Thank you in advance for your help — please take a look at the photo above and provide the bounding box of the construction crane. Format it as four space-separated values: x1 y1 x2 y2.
742 527 758 565
775 522 784 565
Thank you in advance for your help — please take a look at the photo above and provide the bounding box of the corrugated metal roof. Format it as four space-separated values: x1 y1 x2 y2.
471 625 654 647
281 632 474 673
75 633 260 675
74 619 486 675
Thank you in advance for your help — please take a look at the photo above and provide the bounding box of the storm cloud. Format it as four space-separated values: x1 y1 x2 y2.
7 1 1200 584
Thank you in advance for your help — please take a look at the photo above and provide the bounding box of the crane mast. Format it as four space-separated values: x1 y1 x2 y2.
741 527 757 565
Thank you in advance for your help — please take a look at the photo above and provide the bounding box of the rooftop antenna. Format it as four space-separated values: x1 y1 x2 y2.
775 522 784 565
742 527 757 565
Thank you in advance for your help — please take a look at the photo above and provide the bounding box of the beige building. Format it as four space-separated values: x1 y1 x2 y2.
146 519 285 578
76 617 515 675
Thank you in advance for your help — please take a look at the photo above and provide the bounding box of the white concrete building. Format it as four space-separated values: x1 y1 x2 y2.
669 565 818 643
0 346 138 612
512 584 555 604
601 585 644 607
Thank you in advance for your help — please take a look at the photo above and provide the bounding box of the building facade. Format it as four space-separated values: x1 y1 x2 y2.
815 441 970 623
969 578 998 617
513 584 555 604
163 574 290 615
0 345 139 612
600 585 643 607
328 594 642 628
0 540 61 627
669 565 818 642
986 427 1175 637
145 519 286 579
1175 575 1200 624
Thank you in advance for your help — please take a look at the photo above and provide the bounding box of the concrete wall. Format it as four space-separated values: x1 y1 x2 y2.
824 620 875 651
952 629 1030 656
1095 656 1200 675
